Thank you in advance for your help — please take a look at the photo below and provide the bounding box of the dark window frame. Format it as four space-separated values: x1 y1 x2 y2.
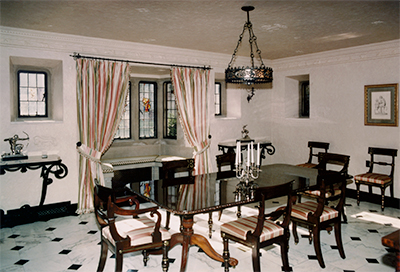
138 81 157 139
299 80 310 118
17 70 48 118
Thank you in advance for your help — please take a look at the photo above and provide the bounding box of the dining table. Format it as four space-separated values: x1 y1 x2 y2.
129 163 325 272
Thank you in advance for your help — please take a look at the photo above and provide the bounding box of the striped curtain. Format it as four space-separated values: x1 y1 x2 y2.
171 67 211 175
75 59 130 213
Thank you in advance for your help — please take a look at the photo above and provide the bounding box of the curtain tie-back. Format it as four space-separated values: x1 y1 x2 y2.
193 140 210 156
76 142 102 163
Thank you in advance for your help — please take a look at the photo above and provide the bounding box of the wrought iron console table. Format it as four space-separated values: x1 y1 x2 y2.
0 155 68 206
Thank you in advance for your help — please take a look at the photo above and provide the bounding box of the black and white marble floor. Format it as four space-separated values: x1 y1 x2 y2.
1 197 399 272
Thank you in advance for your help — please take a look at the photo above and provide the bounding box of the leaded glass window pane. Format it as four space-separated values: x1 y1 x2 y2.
114 83 131 139
164 82 177 139
18 71 47 117
139 82 157 139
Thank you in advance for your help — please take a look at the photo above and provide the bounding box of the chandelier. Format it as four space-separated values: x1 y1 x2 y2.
225 6 273 102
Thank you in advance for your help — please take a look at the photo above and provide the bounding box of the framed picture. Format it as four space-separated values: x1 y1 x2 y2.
364 83 398 126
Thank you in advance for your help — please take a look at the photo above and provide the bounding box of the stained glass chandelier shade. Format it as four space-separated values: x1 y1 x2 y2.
225 6 273 87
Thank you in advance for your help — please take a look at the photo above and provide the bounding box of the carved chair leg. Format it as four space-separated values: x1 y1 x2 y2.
218 210 223 221
312 227 325 268
115 250 123 272
334 221 346 259
381 187 385 211
162 241 169 272
236 205 241 218
308 227 313 244
292 221 299 244
142 250 149 266
97 239 108 272
356 182 361 206
222 236 230 272
251 244 261 272
208 212 213 238
280 238 291 272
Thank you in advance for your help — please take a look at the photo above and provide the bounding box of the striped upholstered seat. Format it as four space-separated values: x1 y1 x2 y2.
291 201 338 222
221 216 284 243
354 173 391 185
102 217 171 247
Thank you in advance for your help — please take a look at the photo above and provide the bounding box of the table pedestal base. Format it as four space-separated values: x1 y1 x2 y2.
169 215 238 272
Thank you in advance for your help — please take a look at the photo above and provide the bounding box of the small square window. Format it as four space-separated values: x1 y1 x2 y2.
18 71 48 117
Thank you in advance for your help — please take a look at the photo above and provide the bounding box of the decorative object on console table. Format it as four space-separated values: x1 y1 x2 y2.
2 131 30 160
364 83 398 126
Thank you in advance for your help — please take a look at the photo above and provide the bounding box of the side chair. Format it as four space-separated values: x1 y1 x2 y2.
297 141 330 168
161 158 194 230
94 183 171 272
299 152 351 222
354 147 397 211
220 181 294 272
290 166 348 268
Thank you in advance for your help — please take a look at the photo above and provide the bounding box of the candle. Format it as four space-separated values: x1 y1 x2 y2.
247 143 250 167
257 142 260 166
235 140 239 165
238 141 241 164
251 141 255 164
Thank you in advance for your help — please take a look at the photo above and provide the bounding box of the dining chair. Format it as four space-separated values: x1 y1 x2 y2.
94 183 171 272
161 158 194 230
354 147 397 211
297 141 330 168
298 152 351 222
220 181 294 272
290 167 348 268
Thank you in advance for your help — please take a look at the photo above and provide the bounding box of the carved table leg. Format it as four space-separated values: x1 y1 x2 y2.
169 215 238 272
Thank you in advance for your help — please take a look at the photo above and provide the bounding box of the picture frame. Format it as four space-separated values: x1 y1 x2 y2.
364 83 398 126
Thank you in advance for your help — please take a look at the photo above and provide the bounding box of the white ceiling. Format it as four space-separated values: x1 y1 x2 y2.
1 0 399 61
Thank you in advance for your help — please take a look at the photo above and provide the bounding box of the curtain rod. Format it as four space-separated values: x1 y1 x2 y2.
70 53 212 70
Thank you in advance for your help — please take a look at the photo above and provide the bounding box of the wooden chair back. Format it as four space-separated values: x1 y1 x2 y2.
216 153 236 179
316 152 350 176
161 158 195 186
307 141 330 164
367 147 397 178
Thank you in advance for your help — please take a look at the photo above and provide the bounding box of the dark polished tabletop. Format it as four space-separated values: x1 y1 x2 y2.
132 163 319 215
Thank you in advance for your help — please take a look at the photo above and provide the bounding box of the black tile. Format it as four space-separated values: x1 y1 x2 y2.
343 270 356 272
272 201 279 204
198 248 204 253
110 254 115 259
79 221 88 225
307 255 318 260
168 258 175 263
11 246 24 251
344 203 352 207
366 258 379 264
126 270 138 272
8 234 20 239
87 230 97 234
46 227 56 231
330 245 338 250
52 237 63 242
68 264 82 270
281 266 293 271
368 229 379 233
59 249 72 255
369 209 378 213
350 237 361 241
15 259 29 265
301 234 310 239
385 247 396 253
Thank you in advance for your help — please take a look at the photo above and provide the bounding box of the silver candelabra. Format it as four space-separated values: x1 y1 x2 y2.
234 140 261 201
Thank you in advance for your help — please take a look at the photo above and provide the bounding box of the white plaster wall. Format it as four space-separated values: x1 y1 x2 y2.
0 26 399 212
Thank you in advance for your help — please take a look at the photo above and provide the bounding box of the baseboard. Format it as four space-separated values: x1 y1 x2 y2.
346 188 400 209
0 201 78 228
